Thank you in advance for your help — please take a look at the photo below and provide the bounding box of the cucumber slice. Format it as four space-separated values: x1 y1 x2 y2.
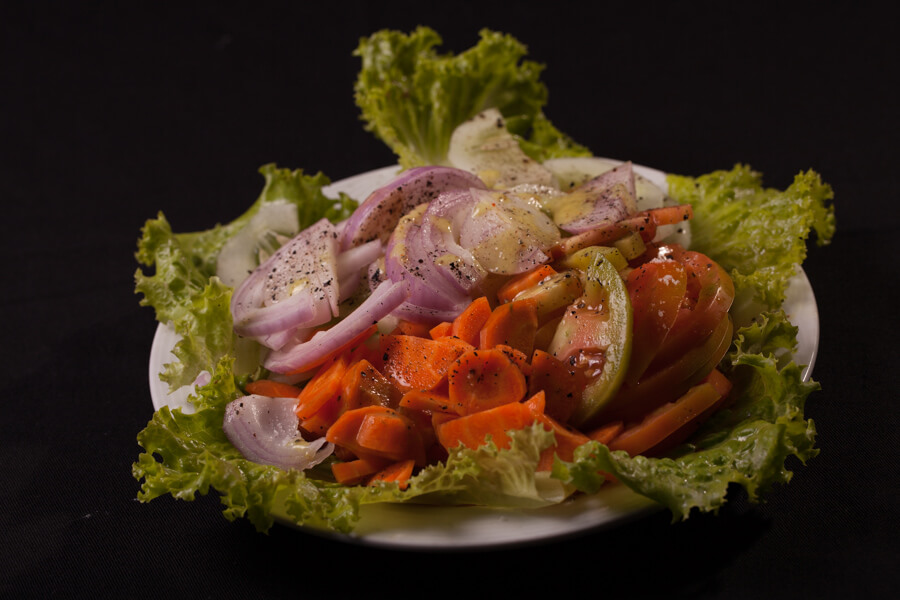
216 200 300 288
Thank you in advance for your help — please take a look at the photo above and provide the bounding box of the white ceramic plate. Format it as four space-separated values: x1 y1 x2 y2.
147 161 819 549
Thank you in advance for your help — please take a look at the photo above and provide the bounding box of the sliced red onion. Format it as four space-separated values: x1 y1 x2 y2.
264 279 410 374
382 203 469 309
340 166 487 250
231 219 340 337
223 395 334 471
552 161 636 234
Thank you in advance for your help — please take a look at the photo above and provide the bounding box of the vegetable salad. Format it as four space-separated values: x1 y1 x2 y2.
133 27 834 533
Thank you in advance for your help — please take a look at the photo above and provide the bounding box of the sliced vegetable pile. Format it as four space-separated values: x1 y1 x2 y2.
133 27 834 533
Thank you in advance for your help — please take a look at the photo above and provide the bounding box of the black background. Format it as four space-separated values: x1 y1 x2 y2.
3 1 898 598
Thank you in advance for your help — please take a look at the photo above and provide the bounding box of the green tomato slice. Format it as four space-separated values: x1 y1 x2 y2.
550 252 633 428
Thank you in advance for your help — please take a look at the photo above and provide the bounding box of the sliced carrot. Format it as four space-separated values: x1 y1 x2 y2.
450 296 492 346
295 354 349 420
340 359 402 413
587 420 625 445
496 265 557 304
607 381 721 457
448 348 527 415
244 379 301 398
326 405 427 465
393 319 432 338
429 321 453 339
435 397 539 452
381 334 473 392
299 392 344 436
528 349 586 424
702 367 733 398
286 323 379 376
399 389 463 415
367 459 416 490
533 412 591 471
479 298 539 357
331 456 392 485
494 344 532 377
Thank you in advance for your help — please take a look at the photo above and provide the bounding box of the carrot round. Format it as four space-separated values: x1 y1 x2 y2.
244 379 302 398
448 348 527 415
479 298 539 357
381 334 474 392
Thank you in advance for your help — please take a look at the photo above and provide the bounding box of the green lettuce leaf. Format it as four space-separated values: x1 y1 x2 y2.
668 165 835 320
553 311 820 520
354 27 590 168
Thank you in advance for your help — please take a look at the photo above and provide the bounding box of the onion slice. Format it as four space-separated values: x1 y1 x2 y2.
548 162 637 234
340 166 487 250
231 219 341 338
223 395 333 471
264 278 410 374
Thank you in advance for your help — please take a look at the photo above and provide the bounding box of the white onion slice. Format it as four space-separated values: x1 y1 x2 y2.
223 395 333 471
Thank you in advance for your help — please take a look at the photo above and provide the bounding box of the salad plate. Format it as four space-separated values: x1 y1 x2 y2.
147 161 819 550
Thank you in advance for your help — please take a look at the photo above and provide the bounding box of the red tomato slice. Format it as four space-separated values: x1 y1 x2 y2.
648 250 735 369
624 259 687 384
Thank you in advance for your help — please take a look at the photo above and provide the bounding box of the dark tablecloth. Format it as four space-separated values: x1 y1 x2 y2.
3 2 897 598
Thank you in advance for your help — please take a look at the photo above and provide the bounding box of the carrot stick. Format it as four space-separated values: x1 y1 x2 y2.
496 265 557 304
448 348 527 415
367 459 416 490
429 321 453 339
450 296 492 346
331 456 392 485
479 298 539 357
587 421 624 445
295 354 349 420
607 381 721 457
533 412 591 471
244 380 302 398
